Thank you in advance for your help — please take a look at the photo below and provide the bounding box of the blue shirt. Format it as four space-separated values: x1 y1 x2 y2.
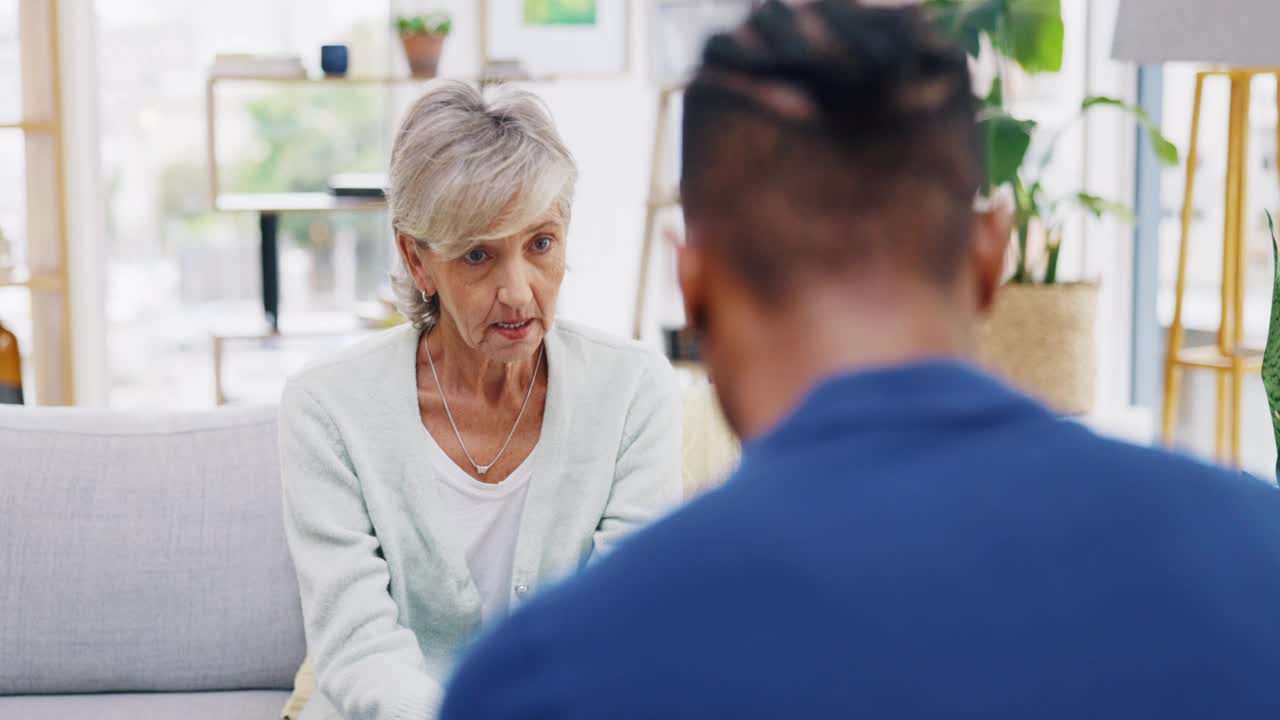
442 362 1280 719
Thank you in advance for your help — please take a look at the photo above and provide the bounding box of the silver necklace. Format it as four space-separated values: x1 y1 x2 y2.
424 335 543 476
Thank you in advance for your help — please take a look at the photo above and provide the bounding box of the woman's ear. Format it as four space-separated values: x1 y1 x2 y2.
397 232 436 296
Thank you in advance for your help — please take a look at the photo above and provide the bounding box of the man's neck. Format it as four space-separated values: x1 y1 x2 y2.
715 280 977 441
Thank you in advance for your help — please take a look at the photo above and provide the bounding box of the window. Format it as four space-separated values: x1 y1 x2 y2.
95 0 400 406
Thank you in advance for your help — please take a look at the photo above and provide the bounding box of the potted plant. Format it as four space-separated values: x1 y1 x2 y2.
396 12 451 78
927 0 1179 414
1264 212 1280 478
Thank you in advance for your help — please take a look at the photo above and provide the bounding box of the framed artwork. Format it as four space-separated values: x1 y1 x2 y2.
648 0 758 86
482 0 630 78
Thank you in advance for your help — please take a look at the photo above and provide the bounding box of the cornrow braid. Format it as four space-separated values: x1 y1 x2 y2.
680 0 982 295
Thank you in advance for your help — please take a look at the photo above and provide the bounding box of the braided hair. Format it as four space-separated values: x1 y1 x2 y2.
680 0 981 295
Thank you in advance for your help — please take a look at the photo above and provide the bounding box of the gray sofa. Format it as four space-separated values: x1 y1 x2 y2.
0 405 304 719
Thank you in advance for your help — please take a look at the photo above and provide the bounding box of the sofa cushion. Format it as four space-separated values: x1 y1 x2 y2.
0 690 292 720
0 406 306 694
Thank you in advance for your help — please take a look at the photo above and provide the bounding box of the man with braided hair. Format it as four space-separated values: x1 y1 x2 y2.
442 2 1280 717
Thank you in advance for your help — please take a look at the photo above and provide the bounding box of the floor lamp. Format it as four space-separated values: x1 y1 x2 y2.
1113 0 1280 465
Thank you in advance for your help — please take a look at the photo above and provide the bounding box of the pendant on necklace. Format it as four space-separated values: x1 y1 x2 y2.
476 463 492 475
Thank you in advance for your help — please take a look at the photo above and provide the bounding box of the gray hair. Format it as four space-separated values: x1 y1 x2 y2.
387 80 578 330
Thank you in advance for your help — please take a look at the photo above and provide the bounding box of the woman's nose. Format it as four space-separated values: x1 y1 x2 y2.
496 259 534 308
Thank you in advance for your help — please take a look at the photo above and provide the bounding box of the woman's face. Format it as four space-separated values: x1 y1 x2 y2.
406 207 567 363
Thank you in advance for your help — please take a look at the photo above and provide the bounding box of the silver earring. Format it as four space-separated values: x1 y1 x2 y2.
420 290 430 303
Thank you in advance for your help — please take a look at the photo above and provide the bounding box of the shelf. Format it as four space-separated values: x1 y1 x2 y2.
206 73 561 88
0 267 65 290
209 74 451 86
1173 345 1264 371
214 192 386 214
0 120 54 132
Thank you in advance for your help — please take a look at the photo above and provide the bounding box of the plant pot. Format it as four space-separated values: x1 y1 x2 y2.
977 281 1099 415
400 33 445 78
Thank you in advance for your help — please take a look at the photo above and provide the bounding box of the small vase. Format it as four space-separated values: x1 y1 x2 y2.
320 45 349 78
400 33 445 78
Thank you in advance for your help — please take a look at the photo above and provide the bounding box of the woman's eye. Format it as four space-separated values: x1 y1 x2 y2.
463 249 489 265
532 236 553 252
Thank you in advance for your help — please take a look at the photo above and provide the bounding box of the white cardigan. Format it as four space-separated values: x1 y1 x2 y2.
280 321 683 720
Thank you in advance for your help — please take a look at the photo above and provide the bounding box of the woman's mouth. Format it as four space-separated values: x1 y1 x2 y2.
493 319 534 339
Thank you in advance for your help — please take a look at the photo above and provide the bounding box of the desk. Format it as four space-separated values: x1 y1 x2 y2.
212 193 386 332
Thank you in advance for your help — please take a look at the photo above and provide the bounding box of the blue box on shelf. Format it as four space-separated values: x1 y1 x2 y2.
320 45 349 77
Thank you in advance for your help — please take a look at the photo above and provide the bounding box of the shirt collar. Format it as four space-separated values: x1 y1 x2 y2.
743 359 1053 463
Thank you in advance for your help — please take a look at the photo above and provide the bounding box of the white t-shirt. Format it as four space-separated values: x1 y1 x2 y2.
423 432 536 622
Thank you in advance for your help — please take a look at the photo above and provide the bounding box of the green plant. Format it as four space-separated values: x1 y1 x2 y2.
395 13 452 36
927 0 1179 285
1264 211 1280 477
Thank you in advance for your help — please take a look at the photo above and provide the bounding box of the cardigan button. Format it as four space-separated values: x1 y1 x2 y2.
514 584 530 597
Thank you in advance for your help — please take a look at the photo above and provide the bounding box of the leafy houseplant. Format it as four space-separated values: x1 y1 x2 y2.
1264 212 1280 478
926 0 1178 413
929 0 1179 282
396 12 451 78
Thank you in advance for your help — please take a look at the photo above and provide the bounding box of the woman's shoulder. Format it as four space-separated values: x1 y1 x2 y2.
548 321 681 434
550 320 673 380
281 323 418 409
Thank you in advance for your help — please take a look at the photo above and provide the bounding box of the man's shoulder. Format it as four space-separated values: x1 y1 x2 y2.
442 487 749 716
1057 425 1277 498
442 433 1280 719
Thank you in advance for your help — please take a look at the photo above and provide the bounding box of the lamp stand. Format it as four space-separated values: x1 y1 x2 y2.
1163 68 1280 465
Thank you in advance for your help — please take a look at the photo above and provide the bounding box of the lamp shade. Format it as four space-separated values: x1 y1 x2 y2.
1112 0 1280 66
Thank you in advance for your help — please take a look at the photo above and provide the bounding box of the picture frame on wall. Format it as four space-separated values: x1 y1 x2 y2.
648 0 758 86
481 0 630 78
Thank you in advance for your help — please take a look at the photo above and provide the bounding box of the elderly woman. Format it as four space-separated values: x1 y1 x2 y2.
279 81 682 720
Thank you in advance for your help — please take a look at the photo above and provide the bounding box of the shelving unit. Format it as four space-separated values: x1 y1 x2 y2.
2 0 75 405
633 84 683 343
0 120 53 131
0 267 64 290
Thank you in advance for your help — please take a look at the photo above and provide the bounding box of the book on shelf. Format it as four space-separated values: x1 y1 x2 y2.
210 53 306 79
327 172 387 199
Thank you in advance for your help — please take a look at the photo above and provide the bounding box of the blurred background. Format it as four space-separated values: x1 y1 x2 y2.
2 0 1279 475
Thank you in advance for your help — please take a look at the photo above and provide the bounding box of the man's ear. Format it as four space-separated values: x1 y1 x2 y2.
676 237 709 335
397 232 436 296
972 202 1011 314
